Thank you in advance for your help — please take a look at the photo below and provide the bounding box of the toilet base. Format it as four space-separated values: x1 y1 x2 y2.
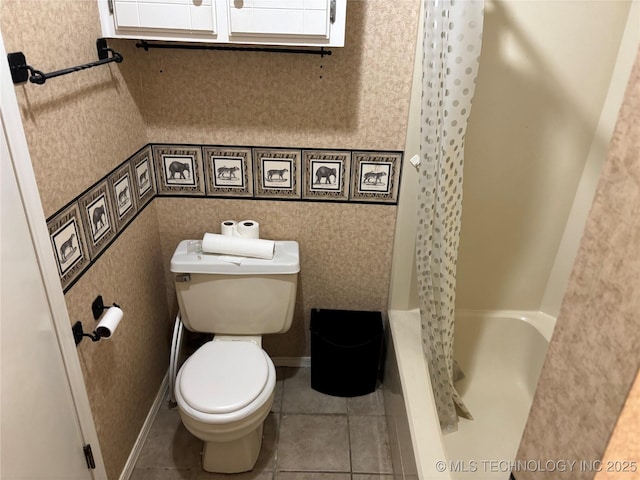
202 423 263 473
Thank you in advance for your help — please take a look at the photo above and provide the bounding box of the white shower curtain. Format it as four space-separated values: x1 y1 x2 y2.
416 0 484 434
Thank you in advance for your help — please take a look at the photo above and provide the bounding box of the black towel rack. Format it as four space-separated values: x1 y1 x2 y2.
135 40 332 57
7 38 123 85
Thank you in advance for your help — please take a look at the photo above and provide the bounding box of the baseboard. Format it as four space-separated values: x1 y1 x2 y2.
272 356 311 368
119 371 169 480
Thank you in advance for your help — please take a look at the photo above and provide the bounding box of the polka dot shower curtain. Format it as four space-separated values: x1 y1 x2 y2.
416 0 484 434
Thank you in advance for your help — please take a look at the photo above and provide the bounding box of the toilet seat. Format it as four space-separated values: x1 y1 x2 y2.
179 341 269 415
175 340 276 424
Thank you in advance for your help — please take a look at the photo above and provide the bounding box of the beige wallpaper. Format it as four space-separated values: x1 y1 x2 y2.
114 0 420 150
2 0 420 478
0 0 148 217
515 48 640 479
65 204 170 480
155 198 398 357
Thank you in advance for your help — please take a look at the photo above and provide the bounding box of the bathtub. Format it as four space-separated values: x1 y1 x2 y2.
384 309 555 480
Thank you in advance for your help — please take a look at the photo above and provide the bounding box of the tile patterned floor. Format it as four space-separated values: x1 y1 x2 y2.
132 367 393 480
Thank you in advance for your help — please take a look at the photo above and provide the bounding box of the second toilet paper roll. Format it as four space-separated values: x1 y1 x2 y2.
221 220 237 236
235 220 260 239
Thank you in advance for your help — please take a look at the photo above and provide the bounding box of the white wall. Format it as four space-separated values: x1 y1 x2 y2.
541 1 640 317
390 0 635 313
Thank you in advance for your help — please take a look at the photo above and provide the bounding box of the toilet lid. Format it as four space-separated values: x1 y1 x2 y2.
179 341 269 414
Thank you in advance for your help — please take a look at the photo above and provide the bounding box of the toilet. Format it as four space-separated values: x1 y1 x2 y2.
170 239 299 473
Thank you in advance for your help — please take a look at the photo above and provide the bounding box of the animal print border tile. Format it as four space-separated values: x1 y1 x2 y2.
130 145 156 208
78 180 117 259
47 202 91 290
302 150 351 201
253 148 302 200
350 151 402 203
108 161 138 232
47 144 402 292
152 145 205 196
202 146 254 197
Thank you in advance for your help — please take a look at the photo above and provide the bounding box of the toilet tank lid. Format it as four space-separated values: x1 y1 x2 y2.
170 239 300 275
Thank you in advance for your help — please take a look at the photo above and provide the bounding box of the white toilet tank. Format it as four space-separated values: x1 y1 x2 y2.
170 240 299 334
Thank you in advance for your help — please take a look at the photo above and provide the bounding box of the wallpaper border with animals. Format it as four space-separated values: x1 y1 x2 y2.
46 143 402 292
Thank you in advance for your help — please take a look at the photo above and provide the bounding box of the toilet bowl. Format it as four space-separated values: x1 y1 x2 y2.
175 339 276 473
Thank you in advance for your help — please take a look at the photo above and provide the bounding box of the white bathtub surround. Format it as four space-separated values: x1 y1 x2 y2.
417 0 485 433
386 309 554 480
385 310 450 480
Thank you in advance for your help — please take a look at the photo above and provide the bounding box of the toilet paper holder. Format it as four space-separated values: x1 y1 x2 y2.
72 295 121 346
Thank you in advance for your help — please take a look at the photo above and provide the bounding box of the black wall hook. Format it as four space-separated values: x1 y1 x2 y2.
91 295 119 320
7 38 123 85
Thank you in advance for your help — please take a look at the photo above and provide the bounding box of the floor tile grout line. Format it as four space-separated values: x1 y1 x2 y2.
347 412 354 475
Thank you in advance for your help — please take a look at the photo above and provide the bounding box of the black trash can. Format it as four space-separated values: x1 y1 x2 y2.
310 308 384 397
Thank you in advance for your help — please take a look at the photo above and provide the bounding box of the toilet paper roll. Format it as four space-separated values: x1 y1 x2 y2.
235 220 260 239
202 233 274 260
95 306 123 339
221 220 237 236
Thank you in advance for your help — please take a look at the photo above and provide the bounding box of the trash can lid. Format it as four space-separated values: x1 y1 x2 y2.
310 309 383 345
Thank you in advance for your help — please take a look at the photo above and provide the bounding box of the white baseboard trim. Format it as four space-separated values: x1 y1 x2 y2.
272 356 311 368
119 371 169 480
